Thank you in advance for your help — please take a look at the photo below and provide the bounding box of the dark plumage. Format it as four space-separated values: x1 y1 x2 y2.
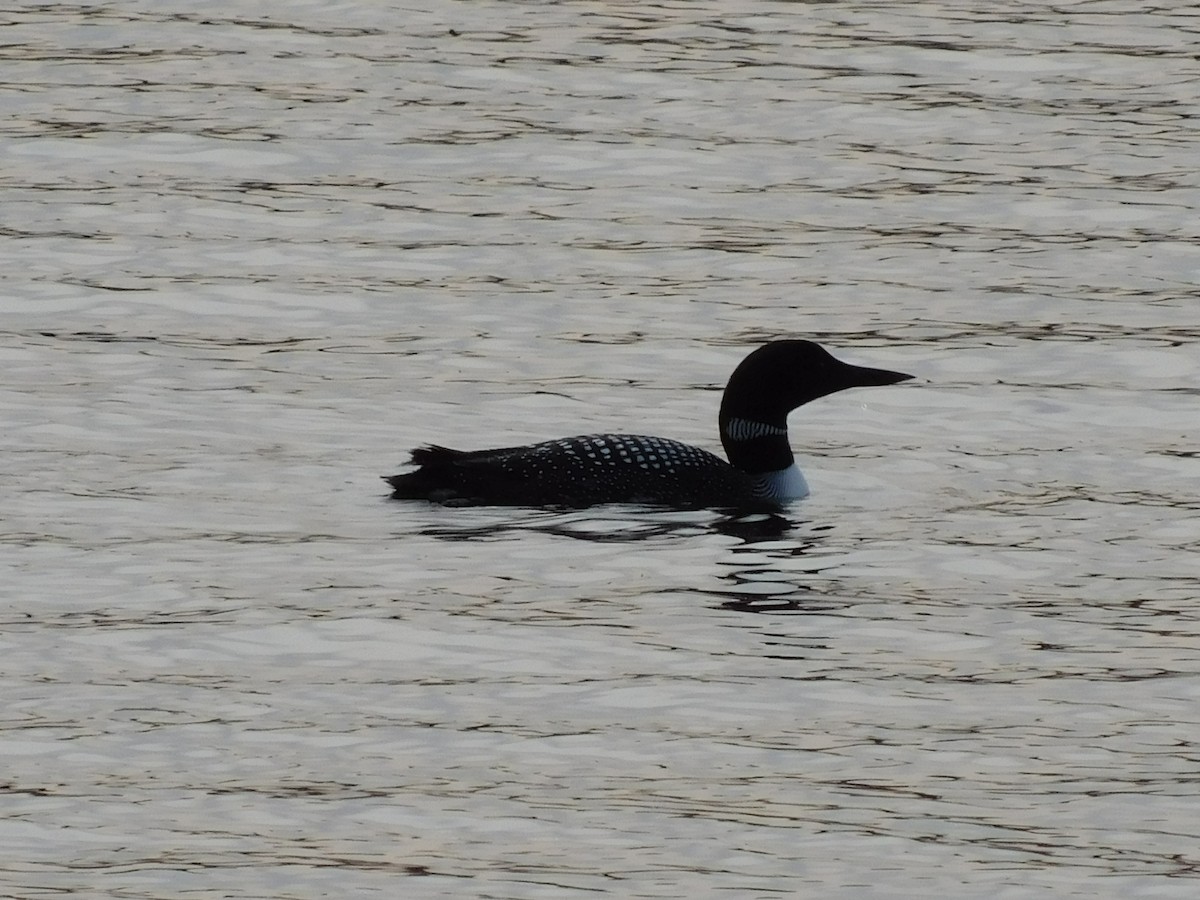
391 434 762 508
386 340 912 510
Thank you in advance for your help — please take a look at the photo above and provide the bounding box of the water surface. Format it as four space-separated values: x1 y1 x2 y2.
3 2 1199 898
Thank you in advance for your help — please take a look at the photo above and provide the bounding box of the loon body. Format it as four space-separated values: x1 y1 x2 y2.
386 340 912 511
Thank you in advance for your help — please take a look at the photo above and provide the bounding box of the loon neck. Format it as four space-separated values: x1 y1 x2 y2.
719 416 795 475
715 339 912 477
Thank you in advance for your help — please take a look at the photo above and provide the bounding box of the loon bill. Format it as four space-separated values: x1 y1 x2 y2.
385 340 913 510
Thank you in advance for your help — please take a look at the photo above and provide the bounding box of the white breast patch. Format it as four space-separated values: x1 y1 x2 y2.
756 463 810 501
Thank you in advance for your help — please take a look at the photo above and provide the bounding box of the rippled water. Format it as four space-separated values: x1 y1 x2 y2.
3 2 1199 898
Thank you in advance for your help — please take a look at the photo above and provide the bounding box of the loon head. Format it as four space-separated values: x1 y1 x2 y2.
719 340 913 477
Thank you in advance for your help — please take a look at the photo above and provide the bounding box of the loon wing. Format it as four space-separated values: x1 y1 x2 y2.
386 436 770 510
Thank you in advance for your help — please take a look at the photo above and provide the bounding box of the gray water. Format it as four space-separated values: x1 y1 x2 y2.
3 2 1199 898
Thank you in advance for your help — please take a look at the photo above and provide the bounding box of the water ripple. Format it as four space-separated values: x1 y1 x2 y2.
4 1 1200 898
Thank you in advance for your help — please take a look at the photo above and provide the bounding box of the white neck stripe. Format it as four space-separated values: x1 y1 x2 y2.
724 417 788 442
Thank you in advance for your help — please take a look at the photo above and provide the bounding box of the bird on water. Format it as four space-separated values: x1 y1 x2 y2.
385 340 912 511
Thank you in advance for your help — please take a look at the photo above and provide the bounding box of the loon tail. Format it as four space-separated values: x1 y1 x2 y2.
409 445 467 467
386 444 527 504
385 445 462 498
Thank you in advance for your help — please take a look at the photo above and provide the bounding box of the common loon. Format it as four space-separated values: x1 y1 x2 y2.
386 340 912 510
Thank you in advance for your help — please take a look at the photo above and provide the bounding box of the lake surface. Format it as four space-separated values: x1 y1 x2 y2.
3 2 1199 898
